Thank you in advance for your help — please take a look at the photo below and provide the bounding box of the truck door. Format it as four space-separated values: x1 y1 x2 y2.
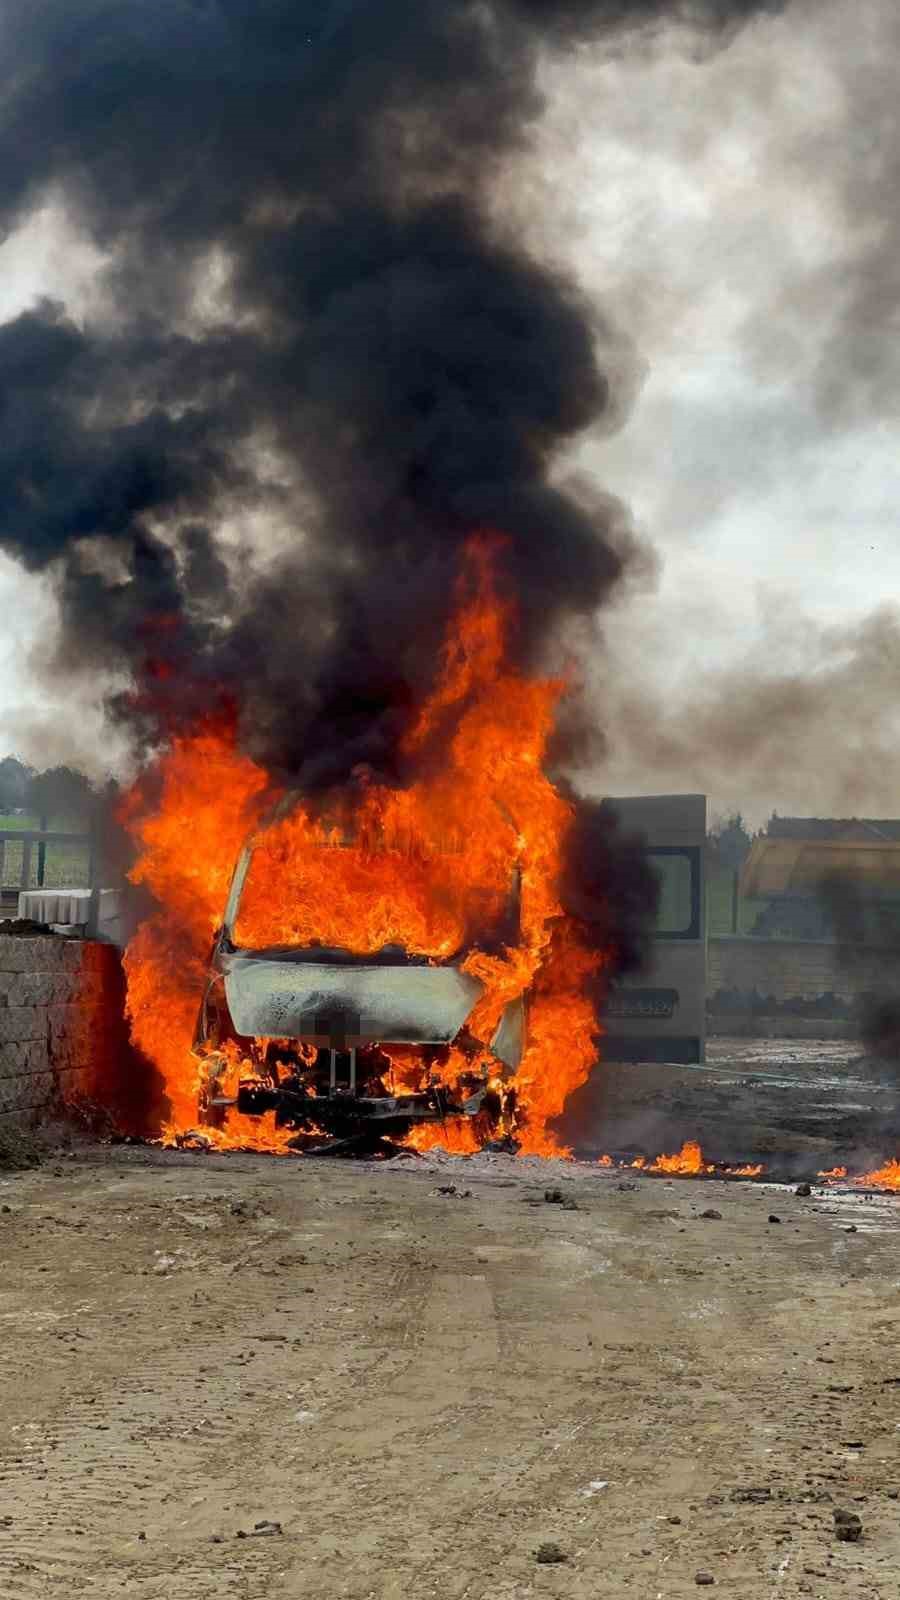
600 793 707 1064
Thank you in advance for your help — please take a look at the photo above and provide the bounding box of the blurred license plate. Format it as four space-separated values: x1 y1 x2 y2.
604 987 678 1019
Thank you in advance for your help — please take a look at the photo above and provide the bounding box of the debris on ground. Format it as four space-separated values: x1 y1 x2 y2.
542 1189 578 1209
0 917 53 936
795 1183 812 1196
174 1130 215 1151
695 1572 716 1586
699 1208 722 1220
237 1520 283 1539
834 1509 863 1542
768 1214 782 1224
0 1126 43 1172
534 1541 567 1564
230 1199 268 1218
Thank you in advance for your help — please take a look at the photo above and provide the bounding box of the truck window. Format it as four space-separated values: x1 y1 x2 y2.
648 848 700 939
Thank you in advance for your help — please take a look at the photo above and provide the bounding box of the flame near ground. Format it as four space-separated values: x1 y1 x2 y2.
818 1161 900 1191
598 1145 900 1189
598 1142 764 1179
119 539 605 1157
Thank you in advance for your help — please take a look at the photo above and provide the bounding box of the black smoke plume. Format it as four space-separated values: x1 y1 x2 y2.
0 0 788 1039
817 870 900 1074
0 0 783 784
559 795 661 974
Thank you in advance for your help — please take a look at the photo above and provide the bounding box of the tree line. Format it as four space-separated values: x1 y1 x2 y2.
0 756 96 821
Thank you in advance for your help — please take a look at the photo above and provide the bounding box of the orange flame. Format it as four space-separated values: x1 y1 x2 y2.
818 1159 900 1190
650 1139 714 1176
597 1143 764 1179
855 1158 900 1190
817 1160 900 1190
406 1117 484 1156
120 537 607 1155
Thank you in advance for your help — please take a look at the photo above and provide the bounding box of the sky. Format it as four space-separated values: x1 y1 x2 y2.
1 0 899 825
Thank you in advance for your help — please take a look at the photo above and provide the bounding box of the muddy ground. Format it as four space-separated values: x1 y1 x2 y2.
565 1037 900 1173
3 1039 900 1598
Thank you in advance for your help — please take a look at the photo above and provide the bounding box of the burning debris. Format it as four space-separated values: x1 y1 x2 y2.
818 1159 900 1191
598 1143 900 1193
859 1159 900 1188
598 1140 765 1178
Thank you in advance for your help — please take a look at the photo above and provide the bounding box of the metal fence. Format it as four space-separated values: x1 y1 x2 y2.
0 828 94 899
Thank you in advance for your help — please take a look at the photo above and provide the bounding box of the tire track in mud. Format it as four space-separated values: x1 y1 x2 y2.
0 1183 432 1600
263 1261 509 1598
337 1239 678 1600
451 1211 894 1600
341 1209 824 1600
0 1268 429 1598
263 1230 678 1599
150 1251 433 1600
5 1153 898 1599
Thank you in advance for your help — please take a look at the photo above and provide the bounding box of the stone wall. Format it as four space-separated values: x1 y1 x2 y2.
0 936 128 1128
708 936 897 1011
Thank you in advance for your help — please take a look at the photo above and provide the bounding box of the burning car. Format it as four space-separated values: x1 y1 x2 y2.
126 552 605 1157
193 798 526 1150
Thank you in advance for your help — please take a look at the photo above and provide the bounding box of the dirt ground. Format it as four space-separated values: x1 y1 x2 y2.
565 1037 900 1172
3 1042 900 1598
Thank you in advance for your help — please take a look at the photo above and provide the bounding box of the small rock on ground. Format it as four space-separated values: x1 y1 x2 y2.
535 1542 567 1564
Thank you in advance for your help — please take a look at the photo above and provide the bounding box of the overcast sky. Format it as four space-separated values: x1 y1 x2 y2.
2 0 900 825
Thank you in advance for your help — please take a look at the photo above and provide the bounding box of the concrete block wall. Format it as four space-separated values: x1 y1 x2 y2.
708 937 896 1009
0 936 127 1128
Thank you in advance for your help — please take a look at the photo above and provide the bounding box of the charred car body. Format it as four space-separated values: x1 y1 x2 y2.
193 815 526 1147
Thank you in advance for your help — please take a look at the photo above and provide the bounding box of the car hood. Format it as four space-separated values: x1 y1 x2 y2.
221 951 484 1046
217 949 525 1067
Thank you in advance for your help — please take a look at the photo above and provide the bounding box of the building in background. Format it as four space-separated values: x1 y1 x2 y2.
740 817 900 941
